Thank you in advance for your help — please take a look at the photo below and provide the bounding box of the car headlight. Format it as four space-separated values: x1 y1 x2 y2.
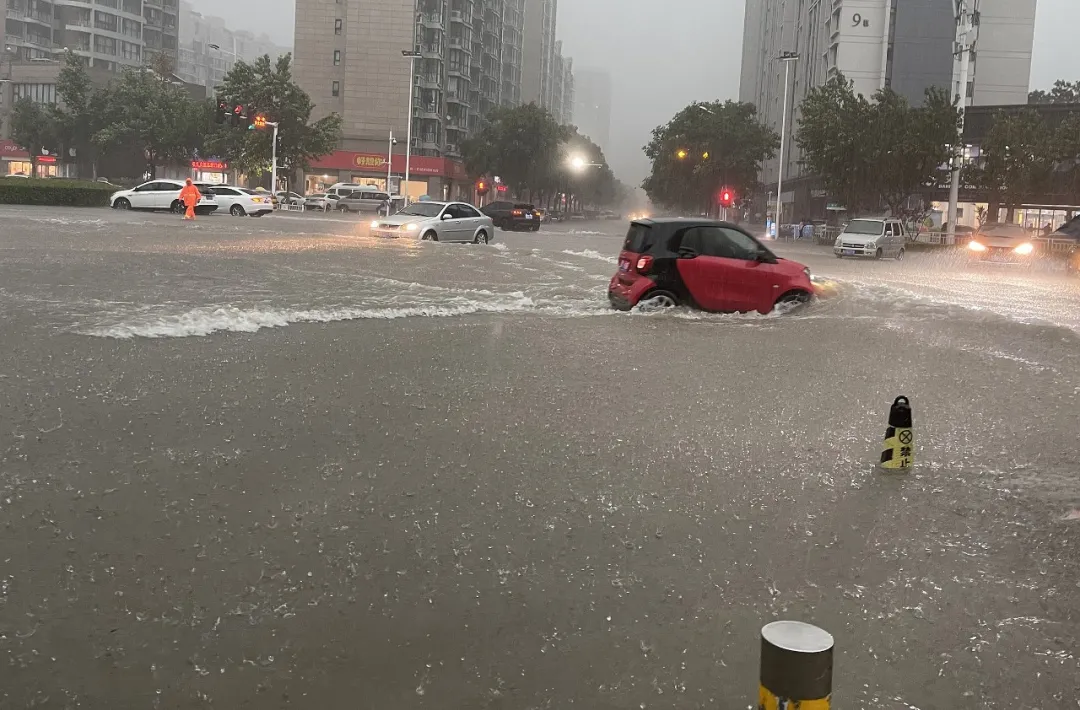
864 241 876 250
371 221 380 228
968 240 986 252
404 223 419 231
1014 242 1034 255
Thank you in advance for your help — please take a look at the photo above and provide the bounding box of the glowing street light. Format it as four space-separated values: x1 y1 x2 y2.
676 149 688 160
568 155 601 170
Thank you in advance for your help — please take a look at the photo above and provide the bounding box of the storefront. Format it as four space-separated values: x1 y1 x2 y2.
1 140 65 178
191 159 229 184
303 150 470 201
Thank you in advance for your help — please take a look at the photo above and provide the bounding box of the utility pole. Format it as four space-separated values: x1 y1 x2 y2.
266 120 280 198
947 0 976 245
776 51 799 237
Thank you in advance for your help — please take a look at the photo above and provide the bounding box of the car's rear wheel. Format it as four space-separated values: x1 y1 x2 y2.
170 200 184 214
474 229 489 245
230 204 246 216
422 230 439 241
114 198 130 210
636 290 679 311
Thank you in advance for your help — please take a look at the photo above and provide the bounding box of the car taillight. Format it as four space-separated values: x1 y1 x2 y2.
511 209 523 216
636 255 653 272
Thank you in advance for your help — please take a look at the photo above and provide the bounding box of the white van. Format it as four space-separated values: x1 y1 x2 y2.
327 183 382 199
833 218 907 260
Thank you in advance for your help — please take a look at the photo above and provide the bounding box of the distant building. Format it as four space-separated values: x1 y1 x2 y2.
549 40 573 125
520 0 557 107
175 1 289 92
572 68 611 150
3 0 178 69
739 0 1036 219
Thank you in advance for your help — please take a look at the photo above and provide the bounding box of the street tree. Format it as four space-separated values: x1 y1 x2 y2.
563 126 617 209
1028 80 1080 104
50 51 109 178
93 67 205 179
796 75 959 217
205 54 343 181
9 98 60 176
642 100 778 214
461 102 567 198
962 109 1059 221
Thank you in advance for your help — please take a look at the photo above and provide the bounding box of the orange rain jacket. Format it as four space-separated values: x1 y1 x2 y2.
179 183 202 207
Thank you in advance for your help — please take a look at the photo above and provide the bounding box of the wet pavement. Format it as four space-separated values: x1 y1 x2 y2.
0 205 1078 709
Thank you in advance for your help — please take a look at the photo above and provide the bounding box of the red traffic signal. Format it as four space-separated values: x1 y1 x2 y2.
718 186 736 208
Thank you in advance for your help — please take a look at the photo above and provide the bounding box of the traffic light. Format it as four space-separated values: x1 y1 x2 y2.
675 149 688 160
230 105 245 127
718 186 736 208
215 100 228 124
476 179 489 196
250 114 267 130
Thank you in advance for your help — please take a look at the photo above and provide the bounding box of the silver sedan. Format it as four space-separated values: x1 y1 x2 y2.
370 201 495 243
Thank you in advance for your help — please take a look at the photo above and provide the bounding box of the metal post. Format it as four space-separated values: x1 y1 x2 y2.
269 121 279 201
947 3 973 246
776 53 797 239
403 52 418 206
386 129 394 215
759 621 834 710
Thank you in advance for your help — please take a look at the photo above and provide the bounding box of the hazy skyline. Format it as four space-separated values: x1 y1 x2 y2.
189 0 1079 183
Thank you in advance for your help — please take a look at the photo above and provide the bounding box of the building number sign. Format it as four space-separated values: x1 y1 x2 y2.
852 12 869 27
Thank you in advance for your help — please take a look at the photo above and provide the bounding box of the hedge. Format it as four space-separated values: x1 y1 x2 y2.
0 178 116 207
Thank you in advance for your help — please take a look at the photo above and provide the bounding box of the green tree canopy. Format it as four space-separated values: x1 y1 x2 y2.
1028 80 1080 105
205 54 342 178
796 75 959 216
461 102 568 196
641 100 778 213
962 109 1062 218
93 66 205 179
9 98 60 174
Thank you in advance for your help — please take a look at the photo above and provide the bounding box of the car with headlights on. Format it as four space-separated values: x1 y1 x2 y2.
967 223 1035 264
833 217 906 259
370 200 494 243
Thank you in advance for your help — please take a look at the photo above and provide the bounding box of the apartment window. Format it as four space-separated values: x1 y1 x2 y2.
333 50 341 65
94 10 119 31
94 35 117 56
332 80 340 97
334 19 342 34
13 83 57 104
120 40 140 61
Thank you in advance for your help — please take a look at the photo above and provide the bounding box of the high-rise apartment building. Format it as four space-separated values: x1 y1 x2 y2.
548 39 572 125
175 0 289 92
572 68 611 151
520 0 555 106
294 0 529 199
739 0 1036 216
4 0 178 69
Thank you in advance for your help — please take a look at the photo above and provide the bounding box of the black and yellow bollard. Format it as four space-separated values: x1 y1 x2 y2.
759 620 834 710
879 395 913 470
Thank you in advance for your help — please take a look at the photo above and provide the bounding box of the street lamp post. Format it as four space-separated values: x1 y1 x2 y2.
402 49 421 205
266 120 280 197
386 129 397 216
947 2 975 246
775 51 799 238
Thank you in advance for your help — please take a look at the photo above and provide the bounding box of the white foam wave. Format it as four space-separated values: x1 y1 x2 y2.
568 230 605 236
561 249 618 264
86 292 611 339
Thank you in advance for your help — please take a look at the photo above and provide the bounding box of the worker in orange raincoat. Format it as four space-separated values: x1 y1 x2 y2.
179 178 201 220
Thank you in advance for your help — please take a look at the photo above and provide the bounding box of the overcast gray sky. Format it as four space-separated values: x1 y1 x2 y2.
191 0 1078 184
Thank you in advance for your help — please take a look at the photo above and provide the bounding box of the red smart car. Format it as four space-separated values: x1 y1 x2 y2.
608 218 815 313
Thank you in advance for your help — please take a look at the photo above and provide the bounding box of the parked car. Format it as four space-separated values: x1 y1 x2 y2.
370 201 494 243
304 193 339 210
967 223 1036 264
110 179 218 215
481 200 542 231
607 218 814 313
210 185 274 217
337 189 391 214
276 191 305 207
833 217 907 259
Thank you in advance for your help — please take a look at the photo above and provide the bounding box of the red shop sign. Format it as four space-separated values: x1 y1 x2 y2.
192 160 227 171
37 155 57 164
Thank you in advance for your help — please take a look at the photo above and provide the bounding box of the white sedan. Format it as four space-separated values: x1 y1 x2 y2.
110 179 218 214
370 201 494 243
210 185 273 217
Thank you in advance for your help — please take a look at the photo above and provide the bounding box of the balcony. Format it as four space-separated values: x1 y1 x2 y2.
419 13 442 28
416 73 441 89
449 9 467 24
414 103 442 120
7 7 54 27
448 37 467 50
420 43 442 58
448 63 468 79
446 91 469 107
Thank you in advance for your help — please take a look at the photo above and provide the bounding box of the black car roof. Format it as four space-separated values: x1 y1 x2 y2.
633 218 744 229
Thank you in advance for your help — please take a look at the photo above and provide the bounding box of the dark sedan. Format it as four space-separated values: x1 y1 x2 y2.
480 200 541 231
